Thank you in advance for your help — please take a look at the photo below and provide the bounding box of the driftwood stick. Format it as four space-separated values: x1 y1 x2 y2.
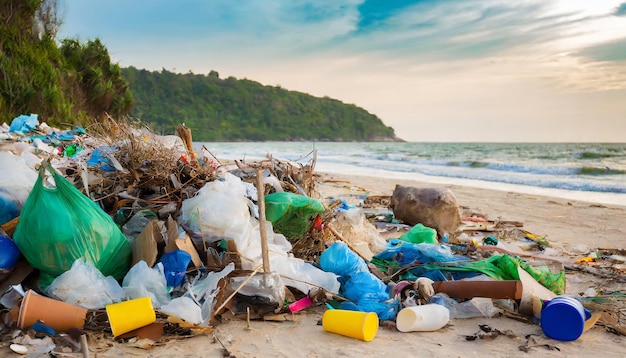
80 334 89 358
214 264 264 315
327 223 370 263
256 169 271 273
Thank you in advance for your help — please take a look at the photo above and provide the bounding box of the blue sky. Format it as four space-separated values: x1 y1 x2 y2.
59 0 626 142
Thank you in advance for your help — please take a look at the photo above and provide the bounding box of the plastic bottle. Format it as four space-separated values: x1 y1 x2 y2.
396 303 450 332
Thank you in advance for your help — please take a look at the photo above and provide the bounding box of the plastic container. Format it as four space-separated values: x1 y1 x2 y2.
106 297 156 337
0 232 21 271
322 309 378 341
399 224 438 244
288 296 313 313
18 290 88 332
396 304 450 332
540 295 591 341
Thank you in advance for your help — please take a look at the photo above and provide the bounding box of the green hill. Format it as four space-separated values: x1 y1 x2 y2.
122 67 401 142
1 1 399 142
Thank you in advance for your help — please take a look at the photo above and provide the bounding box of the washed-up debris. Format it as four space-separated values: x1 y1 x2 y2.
1 113 626 354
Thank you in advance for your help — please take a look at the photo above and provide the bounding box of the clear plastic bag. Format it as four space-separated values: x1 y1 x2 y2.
122 261 171 309
160 296 203 324
46 259 125 309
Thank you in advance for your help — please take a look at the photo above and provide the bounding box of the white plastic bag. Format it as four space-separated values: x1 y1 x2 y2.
46 259 125 309
122 261 171 308
160 296 203 324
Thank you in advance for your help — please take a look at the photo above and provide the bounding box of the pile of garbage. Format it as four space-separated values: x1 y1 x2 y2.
1 114 625 355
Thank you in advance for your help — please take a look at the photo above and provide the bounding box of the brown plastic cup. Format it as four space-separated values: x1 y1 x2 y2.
18 290 88 332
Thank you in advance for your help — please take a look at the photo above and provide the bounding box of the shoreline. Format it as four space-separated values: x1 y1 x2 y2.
315 164 626 208
316 171 626 251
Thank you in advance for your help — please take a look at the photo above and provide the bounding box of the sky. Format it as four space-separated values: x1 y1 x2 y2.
59 0 626 142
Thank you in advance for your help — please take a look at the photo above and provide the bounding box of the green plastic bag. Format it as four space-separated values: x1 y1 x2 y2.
399 223 438 244
420 254 565 295
13 161 131 287
264 192 325 238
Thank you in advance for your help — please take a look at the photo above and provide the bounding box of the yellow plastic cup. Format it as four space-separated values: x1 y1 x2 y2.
105 297 156 337
322 309 378 342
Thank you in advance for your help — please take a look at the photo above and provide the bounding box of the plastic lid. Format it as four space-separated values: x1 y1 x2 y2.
540 300 585 341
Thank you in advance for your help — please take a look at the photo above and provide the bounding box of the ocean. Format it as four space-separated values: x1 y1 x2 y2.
195 142 626 207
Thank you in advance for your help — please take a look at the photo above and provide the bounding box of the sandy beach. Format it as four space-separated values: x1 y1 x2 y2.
87 172 626 358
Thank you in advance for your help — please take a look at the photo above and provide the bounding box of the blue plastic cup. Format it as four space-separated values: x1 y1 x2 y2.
540 295 591 341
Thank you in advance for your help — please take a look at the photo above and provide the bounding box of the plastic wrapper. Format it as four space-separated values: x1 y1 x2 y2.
13 160 131 287
0 151 38 224
269 255 340 295
160 296 203 324
180 173 252 243
123 261 171 309
46 259 125 309
430 293 502 319
264 192 325 238
230 271 285 306
372 239 459 267
332 208 387 256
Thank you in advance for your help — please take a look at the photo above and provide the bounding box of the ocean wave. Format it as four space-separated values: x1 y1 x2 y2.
578 166 626 175
575 151 620 159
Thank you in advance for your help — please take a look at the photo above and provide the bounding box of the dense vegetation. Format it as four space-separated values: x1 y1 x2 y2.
122 67 399 142
0 0 133 126
1 0 398 141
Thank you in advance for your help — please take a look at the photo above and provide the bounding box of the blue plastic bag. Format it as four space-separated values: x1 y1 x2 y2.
319 242 369 277
159 250 192 288
320 242 399 320
373 239 460 266
9 114 39 134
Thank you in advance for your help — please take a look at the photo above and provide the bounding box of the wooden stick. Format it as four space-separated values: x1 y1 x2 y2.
256 169 271 273
214 264 264 314
327 223 370 263
80 334 89 358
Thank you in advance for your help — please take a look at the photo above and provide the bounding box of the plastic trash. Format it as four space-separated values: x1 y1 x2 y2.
122 209 158 238
429 292 502 319
373 239 459 267
86 146 117 171
396 304 450 332
189 263 235 325
180 173 252 243
541 295 592 341
13 160 132 287
0 231 21 271
0 151 38 224
319 242 369 278
264 191 325 238
159 250 192 288
8 114 39 135
230 271 286 307
45 259 125 309
320 242 397 320
332 208 387 257
399 223 438 244
160 296 203 325
123 261 171 309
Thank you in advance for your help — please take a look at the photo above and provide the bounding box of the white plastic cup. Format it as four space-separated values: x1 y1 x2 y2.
396 304 450 332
